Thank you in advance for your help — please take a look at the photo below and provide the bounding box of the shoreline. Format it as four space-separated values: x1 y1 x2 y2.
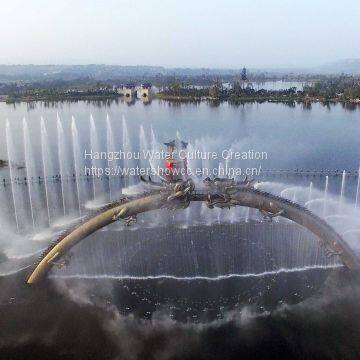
156 93 360 104
1 94 122 104
1 94 359 105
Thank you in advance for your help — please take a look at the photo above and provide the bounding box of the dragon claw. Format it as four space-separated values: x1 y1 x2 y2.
124 215 137 226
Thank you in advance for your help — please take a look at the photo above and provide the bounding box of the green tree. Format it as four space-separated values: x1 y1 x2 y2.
241 67 247 81
232 81 242 96
209 84 220 99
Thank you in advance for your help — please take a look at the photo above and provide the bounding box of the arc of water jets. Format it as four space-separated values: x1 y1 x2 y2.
3 114 360 235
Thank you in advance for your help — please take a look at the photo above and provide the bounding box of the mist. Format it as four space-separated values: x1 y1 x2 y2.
1 269 360 360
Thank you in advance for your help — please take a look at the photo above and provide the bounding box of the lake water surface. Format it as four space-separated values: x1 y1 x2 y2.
1 99 359 172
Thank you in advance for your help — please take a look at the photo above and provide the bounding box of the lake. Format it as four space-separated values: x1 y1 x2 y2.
1 98 360 337
0 97 359 239
1 98 359 172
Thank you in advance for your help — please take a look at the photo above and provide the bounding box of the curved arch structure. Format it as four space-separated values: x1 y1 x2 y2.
26 178 360 284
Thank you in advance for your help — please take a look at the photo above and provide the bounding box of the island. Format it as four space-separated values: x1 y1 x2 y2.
0 66 359 105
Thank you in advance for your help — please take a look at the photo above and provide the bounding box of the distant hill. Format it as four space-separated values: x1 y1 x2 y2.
251 60 360 76
0 64 243 82
0 64 166 81
314 59 360 74
0 61 359 82
0 65 248 82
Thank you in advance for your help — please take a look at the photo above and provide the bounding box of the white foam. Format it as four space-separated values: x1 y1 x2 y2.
50 264 342 282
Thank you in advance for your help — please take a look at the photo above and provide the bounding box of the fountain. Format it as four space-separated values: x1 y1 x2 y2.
23 118 37 230
71 117 84 216
280 187 298 200
2 113 360 271
139 124 149 171
308 181 313 202
57 114 78 216
106 114 118 201
40 117 61 226
90 114 107 201
339 170 346 213
323 175 329 217
5 119 20 232
356 167 360 209
1 113 360 298
57 115 67 216
122 116 134 187
149 125 163 181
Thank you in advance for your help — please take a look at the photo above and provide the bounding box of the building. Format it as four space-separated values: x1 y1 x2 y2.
139 83 152 100
123 83 136 99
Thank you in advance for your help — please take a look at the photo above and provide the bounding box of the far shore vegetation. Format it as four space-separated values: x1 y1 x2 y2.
156 69 360 104
1 69 360 105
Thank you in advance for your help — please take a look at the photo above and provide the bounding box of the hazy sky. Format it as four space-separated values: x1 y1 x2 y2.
1 0 359 68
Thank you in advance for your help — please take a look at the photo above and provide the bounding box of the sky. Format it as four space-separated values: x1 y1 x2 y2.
0 0 359 68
